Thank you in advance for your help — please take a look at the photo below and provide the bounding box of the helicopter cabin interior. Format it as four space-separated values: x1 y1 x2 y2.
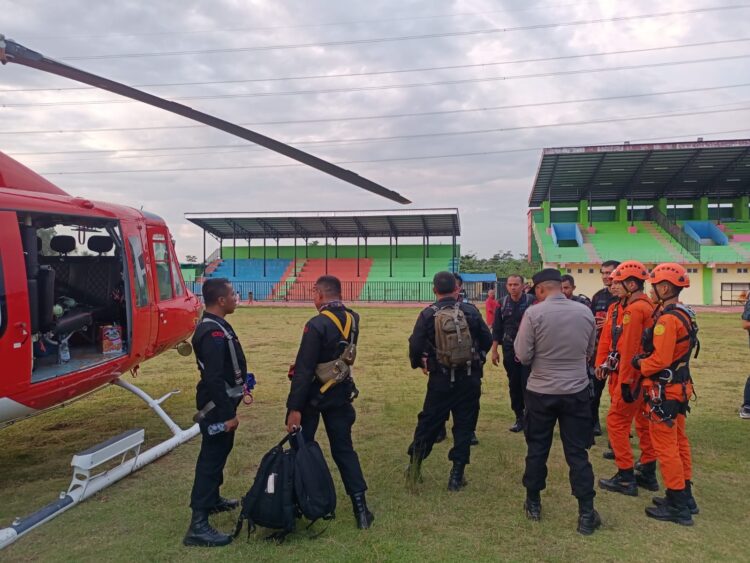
19 213 130 382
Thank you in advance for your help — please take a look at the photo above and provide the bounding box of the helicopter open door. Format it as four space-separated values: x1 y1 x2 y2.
147 225 198 355
0 211 33 406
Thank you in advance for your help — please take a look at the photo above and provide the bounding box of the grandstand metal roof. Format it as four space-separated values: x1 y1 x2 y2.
529 139 750 206
185 209 460 239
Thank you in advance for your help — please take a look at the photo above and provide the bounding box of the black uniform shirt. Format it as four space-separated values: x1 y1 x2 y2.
572 294 592 308
492 293 534 346
591 287 619 337
287 303 360 412
409 297 493 376
191 312 247 422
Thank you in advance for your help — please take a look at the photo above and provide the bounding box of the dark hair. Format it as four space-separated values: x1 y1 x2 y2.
315 275 342 297
561 274 575 285
202 278 232 306
507 274 524 284
601 260 621 269
433 271 457 294
624 277 645 291
453 273 463 287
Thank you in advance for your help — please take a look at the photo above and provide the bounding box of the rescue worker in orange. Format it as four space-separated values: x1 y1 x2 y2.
632 263 699 525
595 260 658 496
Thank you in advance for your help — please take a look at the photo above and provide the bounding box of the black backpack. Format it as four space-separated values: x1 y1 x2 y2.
292 431 337 524
234 435 297 542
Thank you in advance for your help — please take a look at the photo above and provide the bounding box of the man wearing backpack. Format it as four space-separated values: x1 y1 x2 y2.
184 278 244 548
407 271 493 490
285 275 374 530
491 274 534 432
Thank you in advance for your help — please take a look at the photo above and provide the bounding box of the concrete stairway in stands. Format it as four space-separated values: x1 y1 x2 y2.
640 222 689 262
577 225 602 262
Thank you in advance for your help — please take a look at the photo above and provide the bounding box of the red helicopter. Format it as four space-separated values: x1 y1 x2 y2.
0 35 408 548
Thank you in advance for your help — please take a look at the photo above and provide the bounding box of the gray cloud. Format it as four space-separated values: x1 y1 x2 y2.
2 0 750 260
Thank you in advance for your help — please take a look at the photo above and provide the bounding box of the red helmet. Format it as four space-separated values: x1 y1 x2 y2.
650 262 690 288
610 260 649 282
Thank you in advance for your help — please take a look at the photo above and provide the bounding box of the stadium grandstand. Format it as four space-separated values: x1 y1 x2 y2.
528 138 750 305
185 209 496 302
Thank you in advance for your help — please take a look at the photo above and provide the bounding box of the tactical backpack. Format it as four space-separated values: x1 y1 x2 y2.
234 435 297 542
431 303 474 375
292 431 337 525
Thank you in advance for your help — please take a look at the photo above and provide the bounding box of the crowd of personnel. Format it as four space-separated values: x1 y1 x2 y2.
182 259 750 547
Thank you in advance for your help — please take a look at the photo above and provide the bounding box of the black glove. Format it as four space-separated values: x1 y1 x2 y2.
621 383 635 403
631 355 643 370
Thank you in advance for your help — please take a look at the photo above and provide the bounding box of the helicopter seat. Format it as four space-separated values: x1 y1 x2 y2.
36 264 93 338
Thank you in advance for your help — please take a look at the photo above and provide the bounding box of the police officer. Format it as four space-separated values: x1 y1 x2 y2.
491 274 534 432
514 268 600 535
285 275 374 530
407 271 492 490
590 260 620 437
633 263 699 524
561 274 592 307
184 278 244 548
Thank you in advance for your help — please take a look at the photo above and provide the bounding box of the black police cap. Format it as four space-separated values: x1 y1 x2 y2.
530 268 562 291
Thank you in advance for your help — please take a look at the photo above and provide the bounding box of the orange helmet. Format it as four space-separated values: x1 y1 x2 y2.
650 262 690 287
610 260 649 282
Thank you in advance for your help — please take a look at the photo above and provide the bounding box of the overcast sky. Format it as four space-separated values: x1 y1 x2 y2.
2 0 750 260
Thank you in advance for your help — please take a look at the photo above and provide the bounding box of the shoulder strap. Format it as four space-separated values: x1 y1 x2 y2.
662 305 700 361
200 317 242 378
320 310 353 340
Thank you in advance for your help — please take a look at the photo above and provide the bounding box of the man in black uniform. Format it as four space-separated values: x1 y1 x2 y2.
561 274 592 307
589 260 620 437
491 274 534 432
184 278 244 548
285 275 374 530
407 271 492 490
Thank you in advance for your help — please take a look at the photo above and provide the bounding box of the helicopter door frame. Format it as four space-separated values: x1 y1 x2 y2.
146 226 186 353
0 211 32 395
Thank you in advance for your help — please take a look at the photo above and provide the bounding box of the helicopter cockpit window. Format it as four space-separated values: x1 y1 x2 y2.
152 241 174 301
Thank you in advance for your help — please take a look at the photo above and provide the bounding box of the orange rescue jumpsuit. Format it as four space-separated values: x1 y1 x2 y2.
639 306 694 490
596 295 656 471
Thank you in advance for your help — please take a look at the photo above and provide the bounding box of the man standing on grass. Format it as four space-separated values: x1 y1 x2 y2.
285 275 374 529
407 271 492 491
491 274 534 433
514 268 601 535
184 278 243 548
740 295 750 419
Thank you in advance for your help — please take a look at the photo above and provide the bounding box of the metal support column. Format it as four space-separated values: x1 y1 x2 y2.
451 231 457 273
389 235 393 278
356 236 360 278
263 237 267 277
202 229 206 268
305 238 309 258
232 224 237 277
395 237 398 258
364 237 368 258
293 236 297 275
325 235 329 274
335 237 338 258
276 238 280 258
426 235 430 257
422 235 426 277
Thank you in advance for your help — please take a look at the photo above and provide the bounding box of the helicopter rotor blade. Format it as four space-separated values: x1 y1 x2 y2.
0 36 411 204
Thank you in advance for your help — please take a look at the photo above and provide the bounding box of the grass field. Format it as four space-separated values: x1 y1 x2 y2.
1 307 749 562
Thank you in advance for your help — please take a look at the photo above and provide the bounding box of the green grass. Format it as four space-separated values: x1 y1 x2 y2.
1 308 749 561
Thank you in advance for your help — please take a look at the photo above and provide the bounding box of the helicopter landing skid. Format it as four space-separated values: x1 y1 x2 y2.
0 377 200 550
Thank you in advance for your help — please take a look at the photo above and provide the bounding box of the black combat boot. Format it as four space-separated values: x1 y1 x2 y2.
652 480 699 514
447 462 467 491
183 510 233 547
576 497 602 536
470 432 479 446
645 488 693 526
351 492 375 530
524 490 542 521
598 468 638 496
635 461 660 492
509 419 523 433
593 421 602 437
209 496 240 514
